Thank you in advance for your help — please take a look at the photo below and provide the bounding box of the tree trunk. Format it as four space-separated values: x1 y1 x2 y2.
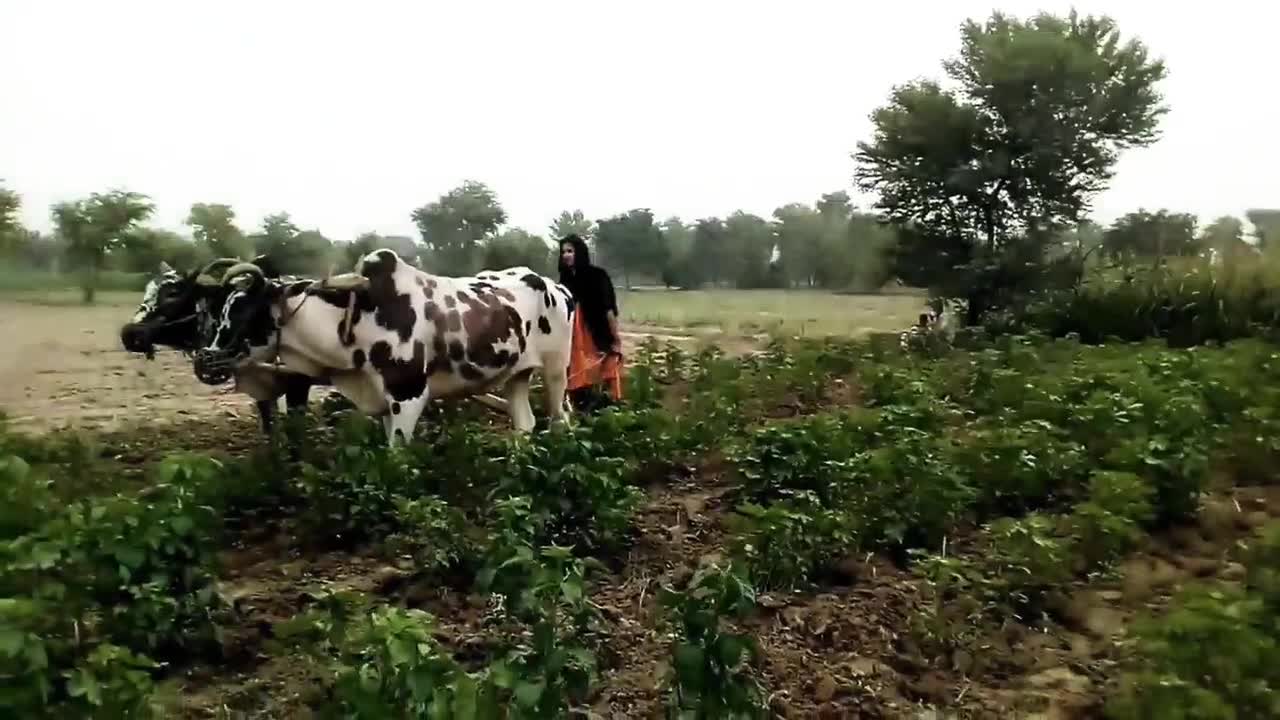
81 265 98 305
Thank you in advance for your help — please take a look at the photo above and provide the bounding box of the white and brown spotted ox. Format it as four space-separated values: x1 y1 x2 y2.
193 249 575 444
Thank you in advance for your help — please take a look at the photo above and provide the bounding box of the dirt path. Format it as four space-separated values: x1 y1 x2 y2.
0 299 252 432
0 298 729 433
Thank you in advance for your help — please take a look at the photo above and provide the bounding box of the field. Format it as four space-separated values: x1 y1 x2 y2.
618 288 926 339
3 285 1279 719
0 289 925 433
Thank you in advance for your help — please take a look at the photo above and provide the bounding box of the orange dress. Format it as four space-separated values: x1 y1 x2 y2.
566 309 623 401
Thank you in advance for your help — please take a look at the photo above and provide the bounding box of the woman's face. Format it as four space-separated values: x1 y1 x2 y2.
560 243 576 268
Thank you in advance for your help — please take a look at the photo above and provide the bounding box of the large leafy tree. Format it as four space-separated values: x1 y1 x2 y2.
1246 209 1280 252
186 203 251 259
594 209 668 289
0 181 24 257
724 212 779 289
659 216 696 288
772 203 824 288
1198 216 1253 263
248 212 333 275
119 227 204 273
689 218 730 287
341 233 420 269
482 228 554 275
1102 209 1200 262
549 209 593 243
52 190 155 303
411 180 506 275
855 10 1168 320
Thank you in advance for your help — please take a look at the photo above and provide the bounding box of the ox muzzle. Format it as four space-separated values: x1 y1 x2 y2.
120 323 158 360
192 347 245 386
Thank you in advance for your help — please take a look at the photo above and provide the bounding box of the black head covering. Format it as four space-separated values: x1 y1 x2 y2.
559 234 618 352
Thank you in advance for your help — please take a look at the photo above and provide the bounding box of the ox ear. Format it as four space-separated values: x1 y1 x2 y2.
323 273 370 292
159 260 175 275
228 272 258 292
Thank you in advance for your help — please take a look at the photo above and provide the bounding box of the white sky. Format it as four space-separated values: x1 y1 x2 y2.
3 1 1276 242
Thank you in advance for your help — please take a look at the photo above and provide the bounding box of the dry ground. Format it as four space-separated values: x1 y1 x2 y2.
0 289 921 433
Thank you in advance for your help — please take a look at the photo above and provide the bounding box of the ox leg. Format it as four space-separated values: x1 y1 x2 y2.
283 377 311 460
256 400 275 436
385 394 429 446
542 362 570 427
505 370 536 434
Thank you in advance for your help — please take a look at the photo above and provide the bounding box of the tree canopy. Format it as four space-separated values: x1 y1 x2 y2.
854 10 1169 318
411 180 507 275
1102 209 1200 262
52 190 155 302
186 203 250 259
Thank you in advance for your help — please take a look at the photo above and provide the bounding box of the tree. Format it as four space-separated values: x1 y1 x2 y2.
250 212 299 265
341 232 421 269
53 190 155 303
186 203 250 259
844 213 899 291
1199 216 1253 263
118 227 204 273
411 180 507 275
0 182 22 257
854 10 1168 321
249 213 333 275
482 228 554 275
549 210 593 243
594 209 668 289
689 218 730 287
1102 209 1200 263
724 211 780 288
772 203 824 287
20 230 64 272
1246 209 1280 251
659 216 696 288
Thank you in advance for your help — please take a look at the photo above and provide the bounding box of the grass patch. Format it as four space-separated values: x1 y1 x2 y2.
618 288 925 337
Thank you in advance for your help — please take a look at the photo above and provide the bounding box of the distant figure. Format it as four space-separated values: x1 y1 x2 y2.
559 234 623 412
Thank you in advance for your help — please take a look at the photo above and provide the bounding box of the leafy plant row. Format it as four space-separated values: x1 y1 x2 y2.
0 455 231 717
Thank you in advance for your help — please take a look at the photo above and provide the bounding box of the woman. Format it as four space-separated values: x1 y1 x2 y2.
558 234 623 412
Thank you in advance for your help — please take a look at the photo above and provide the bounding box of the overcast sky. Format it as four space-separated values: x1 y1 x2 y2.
3 1 1276 242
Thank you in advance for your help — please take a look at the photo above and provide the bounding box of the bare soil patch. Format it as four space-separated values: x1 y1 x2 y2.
0 298 707 433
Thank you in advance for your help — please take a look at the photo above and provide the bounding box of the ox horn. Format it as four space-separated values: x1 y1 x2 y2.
195 257 243 286
220 262 266 286
322 272 370 292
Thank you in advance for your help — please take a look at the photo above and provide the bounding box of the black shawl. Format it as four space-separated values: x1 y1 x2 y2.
559 235 619 353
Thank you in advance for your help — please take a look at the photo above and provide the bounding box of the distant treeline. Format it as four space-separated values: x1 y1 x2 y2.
3 179 1275 304
0 181 902 299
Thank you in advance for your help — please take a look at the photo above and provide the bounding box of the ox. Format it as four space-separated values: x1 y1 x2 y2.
193 249 576 444
120 257 320 437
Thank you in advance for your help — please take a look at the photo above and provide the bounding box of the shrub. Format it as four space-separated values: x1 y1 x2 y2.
957 420 1089 518
0 458 227 716
659 562 767 719
983 514 1074 614
0 456 55 540
731 413 863 505
1106 524 1280 719
492 428 641 553
385 496 473 579
279 596 494 719
1071 471 1155 569
727 494 856 590
1106 588 1279 720
847 434 976 553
